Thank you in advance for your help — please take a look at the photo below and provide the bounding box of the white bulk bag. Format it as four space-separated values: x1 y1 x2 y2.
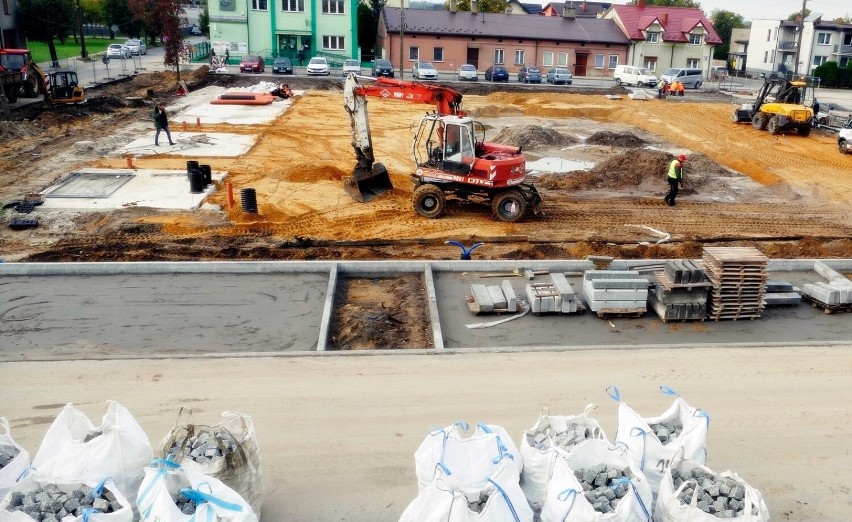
540 439 653 522
400 456 533 522
520 404 608 508
609 386 709 503
31 401 152 504
0 418 30 500
136 458 258 522
654 455 768 522
0 476 133 522
159 410 263 516
414 422 523 492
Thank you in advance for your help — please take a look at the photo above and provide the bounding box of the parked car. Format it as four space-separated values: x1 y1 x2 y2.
613 65 656 87
190 25 203 36
484 65 509 82
371 59 394 78
660 67 703 89
106 44 130 59
343 59 362 75
546 67 573 85
123 39 147 56
240 54 265 73
518 66 541 84
306 57 330 76
272 57 293 74
838 119 852 154
412 61 438 80
458 64 478 81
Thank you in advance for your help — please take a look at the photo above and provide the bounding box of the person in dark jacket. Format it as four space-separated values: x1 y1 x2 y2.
664 154 686 206
153 103 175 146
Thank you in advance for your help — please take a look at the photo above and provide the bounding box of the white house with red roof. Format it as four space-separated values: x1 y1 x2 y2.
602 0 722 78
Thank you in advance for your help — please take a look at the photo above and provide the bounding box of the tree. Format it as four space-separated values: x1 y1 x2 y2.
198 2 210 35
787 8 811 21
102 0 143 38
357 3 375 61
832 15 851 24
17 0 76 66
442 0 508 14
710 9 746 61
628 0 702 7
129 0 186 85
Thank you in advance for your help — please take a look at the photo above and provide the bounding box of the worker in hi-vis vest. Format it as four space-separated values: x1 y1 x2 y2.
664 154 686 206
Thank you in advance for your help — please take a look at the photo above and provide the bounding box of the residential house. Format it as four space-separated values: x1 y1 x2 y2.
727 27 750 73
541 1 611 18
207 0 358 62
745 15 852 76
1 0 23 49
379 6 629 78
602 2 722 76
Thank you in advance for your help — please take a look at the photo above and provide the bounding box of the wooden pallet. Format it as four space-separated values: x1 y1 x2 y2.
596 307 646 319
466 295 515 315
802 294 852 315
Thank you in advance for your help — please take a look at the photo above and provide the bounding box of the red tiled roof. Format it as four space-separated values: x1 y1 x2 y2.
611 5 722 44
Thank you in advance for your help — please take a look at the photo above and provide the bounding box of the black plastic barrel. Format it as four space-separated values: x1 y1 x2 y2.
200 164 212 187
186 160 200 177
189 169 204 193
240 188 258 213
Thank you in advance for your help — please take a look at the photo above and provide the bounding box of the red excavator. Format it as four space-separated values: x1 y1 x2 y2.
343 73 542 222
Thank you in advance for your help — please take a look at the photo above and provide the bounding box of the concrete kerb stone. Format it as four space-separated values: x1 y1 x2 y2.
315 263 338 352
423 263 445 350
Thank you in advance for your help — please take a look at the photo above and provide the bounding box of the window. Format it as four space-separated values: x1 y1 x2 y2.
251 0 268 10
813 56 827 67
644 57 657 71
322 36 344 50
817 33 831 45
557 52 568 66
322 0 344 14
608 55 618 69
687 58 699 68
494 49 504 65
594 53 604 69
433 47 444 62
764 50 769 63
645 32 659 43
688 34 702 45
2 0 9 16
767 29 771 41
282 0 304 12
514 50 524 66
841 57 849 68
845 34 852 46
542 51 554 67
409 47 419 61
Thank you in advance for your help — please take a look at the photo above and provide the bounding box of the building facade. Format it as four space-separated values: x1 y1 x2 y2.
1 0 23 49
379 6 629 78
602 3 722 76
207 0 358 61
727 27 750 73
745 15 852 76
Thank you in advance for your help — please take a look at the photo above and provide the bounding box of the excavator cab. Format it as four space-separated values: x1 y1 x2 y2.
46 70 85 104
416 115 475 174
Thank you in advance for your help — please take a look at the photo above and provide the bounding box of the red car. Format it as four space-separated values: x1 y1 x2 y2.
240 55 265 73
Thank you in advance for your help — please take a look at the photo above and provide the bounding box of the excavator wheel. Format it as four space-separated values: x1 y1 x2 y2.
413 184 445 219
752 113 768 130
492 189 526 223
767 116 780 135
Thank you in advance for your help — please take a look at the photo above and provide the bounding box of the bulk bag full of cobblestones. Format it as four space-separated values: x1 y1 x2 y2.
400 455 533 522
159 410 263 517
414 422 523 493
609 386 710 505
539 439 653 522
653 454 768 522
520 404 608 509
0 418 30 501
30 401 152 506
0 475 132 522
136 458 257 522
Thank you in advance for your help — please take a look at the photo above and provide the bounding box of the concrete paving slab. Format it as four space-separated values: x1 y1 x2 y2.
175 95 294 126
39 168 224 211
119 132 257 157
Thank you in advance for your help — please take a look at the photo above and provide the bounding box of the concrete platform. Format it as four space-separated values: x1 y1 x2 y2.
118 132 258 157
173 87 296 125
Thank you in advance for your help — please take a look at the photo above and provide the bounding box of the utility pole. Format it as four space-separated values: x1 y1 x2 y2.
399 0 405 80
77 0 88 59
793 0 807 77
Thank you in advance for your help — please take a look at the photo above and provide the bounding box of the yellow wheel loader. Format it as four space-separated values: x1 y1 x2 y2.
732 73 814 137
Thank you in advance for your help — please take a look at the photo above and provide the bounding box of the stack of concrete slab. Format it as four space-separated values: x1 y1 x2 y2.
526 273 581 314
703 247 768 321
801 261 852 313
582 270 649 315
649 260 710 322
763 280 803 307
467 280 518 314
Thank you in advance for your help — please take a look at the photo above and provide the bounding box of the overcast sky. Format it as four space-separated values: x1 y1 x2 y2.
666 0 848 21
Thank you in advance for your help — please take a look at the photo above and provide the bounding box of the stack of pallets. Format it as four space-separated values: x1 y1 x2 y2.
703 247 769 321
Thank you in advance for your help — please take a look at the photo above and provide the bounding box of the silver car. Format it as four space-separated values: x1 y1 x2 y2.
306 57 330 76
546 67 573 85
124 39 147 56
106 44 131 59
412 61 438 80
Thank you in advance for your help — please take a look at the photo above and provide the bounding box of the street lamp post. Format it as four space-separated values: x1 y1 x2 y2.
793 0 808 77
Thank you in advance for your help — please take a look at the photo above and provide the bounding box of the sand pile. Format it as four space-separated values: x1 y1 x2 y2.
586 131 646 148
490 125 578 150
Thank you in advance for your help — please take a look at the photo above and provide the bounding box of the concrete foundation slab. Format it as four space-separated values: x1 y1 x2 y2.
119 132 258 157
174 90 293 125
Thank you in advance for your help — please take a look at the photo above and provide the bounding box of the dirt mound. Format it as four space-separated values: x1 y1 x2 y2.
586 131 646 147
0 120 44 139
490 125 577 149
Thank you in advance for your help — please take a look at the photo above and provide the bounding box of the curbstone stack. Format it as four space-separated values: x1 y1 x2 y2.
801 261 852 311
582 270 649 314
763 280 802 306
468 280 518 313
526 273 581 314
649 260 709 322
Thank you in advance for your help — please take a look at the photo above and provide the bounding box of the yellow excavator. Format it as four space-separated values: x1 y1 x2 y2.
732 72 813 136
0 48 85 104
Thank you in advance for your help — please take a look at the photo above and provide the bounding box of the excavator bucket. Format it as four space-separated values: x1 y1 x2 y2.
343 162 393 203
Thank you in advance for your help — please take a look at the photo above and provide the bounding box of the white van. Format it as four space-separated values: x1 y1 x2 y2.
660 68 704 89
613 65 657 87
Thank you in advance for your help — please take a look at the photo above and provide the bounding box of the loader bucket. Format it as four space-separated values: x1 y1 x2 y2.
343 162 393 203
